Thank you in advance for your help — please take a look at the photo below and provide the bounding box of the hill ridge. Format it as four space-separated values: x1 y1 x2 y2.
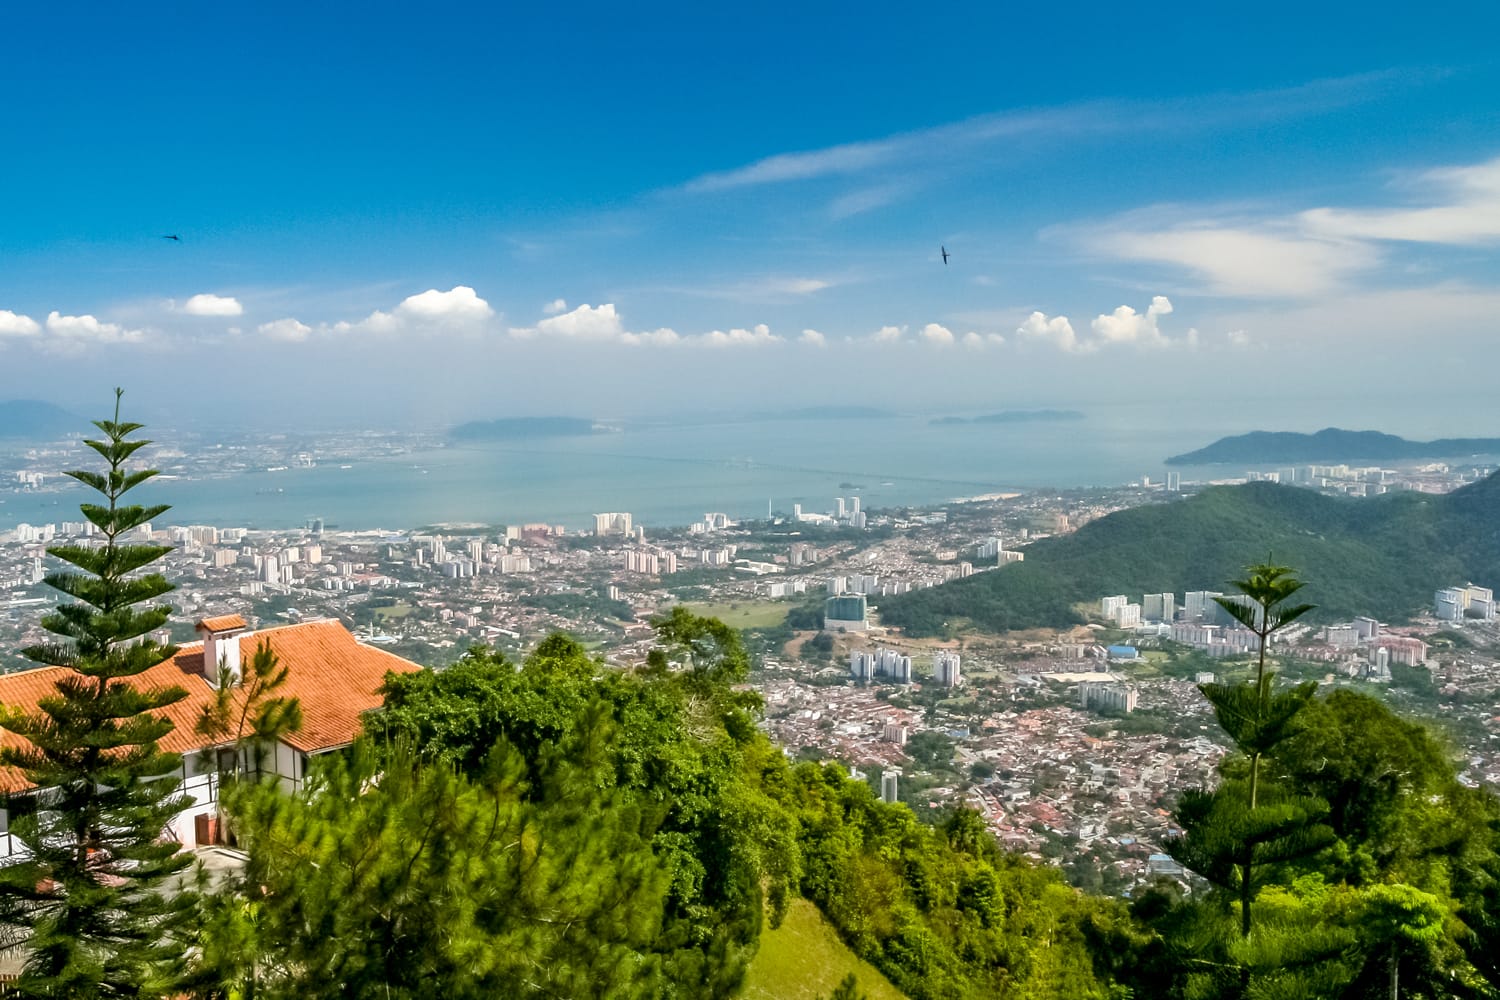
879 472 1500 636
1167 427 1500 465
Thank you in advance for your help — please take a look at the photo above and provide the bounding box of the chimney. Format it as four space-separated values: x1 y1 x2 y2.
195 614 249 686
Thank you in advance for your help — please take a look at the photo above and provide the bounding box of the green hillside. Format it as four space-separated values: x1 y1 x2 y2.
741 899 907 1000
880 472 1500 636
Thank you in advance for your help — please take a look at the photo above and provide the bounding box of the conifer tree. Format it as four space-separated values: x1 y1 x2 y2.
208 725 669 1000
1167 560 1333 997
195 638 303 779
0 389 194 997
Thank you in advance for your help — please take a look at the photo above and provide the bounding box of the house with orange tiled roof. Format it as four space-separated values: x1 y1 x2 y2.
0 615 421 857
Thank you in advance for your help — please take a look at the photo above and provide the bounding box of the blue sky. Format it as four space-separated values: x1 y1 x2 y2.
2 2 1499 429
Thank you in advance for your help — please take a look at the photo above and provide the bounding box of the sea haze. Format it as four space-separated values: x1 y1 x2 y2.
2 400 1492 532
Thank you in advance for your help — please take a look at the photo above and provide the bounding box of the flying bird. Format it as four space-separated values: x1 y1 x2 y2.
940 246 950 265
161 235 180 242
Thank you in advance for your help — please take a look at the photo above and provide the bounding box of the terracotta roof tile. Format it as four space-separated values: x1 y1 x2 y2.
196 614 248 632
0 620 421 793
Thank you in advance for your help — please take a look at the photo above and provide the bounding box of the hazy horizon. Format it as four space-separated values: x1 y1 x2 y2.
3 5 1497 430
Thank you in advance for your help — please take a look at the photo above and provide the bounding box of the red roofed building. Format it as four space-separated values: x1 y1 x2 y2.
0 617 421 856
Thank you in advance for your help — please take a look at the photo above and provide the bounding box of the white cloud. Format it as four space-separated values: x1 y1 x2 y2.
699 324 780 348
871 325 906 343
1067 154 1500 299
962 332 985 350
543 298 568 315
45 312 145 345
920 323 955 347
1090 295 1174 349
337 286 497 338
1018 296 1191 353
393 285 493 323
681 77 1386 194
181 293 243 317
619 328 682 347
1300 155 1500 245
1227 329 1252 348
828 184 908 219
512 303 780 348
766 277 829 295
800 329 827 347
257 318 313 343
1073 217 1378 298
1016 312 1078 352
514 302 626 342
0 310 40 338
672 275 833 302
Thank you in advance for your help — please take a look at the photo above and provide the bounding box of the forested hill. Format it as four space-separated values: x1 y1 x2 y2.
879 472 1500 636
1166 427 1500 465
0 400 77 439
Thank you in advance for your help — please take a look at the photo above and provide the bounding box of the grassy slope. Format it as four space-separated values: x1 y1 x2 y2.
740 898 907 1000
683 602 791 630
880 473 1500 636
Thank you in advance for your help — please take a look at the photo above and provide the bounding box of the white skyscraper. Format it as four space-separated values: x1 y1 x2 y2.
594 512 633 536
933 650 962 688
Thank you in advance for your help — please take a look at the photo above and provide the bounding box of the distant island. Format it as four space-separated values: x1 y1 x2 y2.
930 409 1085 426
0 400 78 439
450 417 612 442
1167 428 1500 466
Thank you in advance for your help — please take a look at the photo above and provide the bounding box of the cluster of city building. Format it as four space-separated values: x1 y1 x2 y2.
1218 462 1493 497
6 436 1500 894
793 495 869 529
1436 584 1496 623
848 646 963 687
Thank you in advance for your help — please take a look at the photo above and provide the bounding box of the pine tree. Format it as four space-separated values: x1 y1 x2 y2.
0 389 195 997
1167 560 1333 997
195 638 303 781
209 725 669 1000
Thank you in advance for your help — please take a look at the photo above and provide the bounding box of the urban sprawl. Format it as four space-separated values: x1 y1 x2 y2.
3 439 1498 894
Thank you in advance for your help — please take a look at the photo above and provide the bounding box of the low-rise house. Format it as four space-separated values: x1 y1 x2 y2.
0 615 421 857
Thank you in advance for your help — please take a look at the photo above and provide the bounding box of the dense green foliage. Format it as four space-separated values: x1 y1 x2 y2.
0 391 195 998
362 625 793 998
197 729 669 999
7 404 1500 1000
521 589 636 621
788 775 1112 999
1121 686 1500 999
881 472 1500 635
271 612 1116 1000
1090 553 1500 1000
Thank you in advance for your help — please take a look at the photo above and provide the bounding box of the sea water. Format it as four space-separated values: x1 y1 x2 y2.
1 402 1479 532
